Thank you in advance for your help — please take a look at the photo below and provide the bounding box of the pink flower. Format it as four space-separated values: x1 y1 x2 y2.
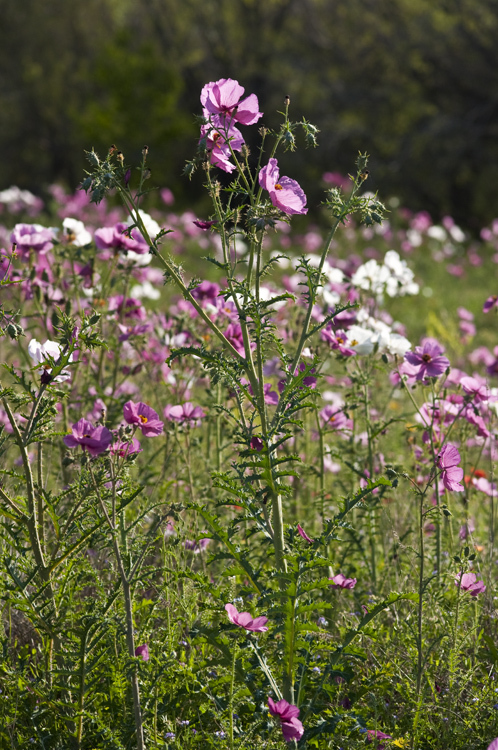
201 78 263 126
319 405 348 430
404 338 450 380
330 573 357 589
366 729 392 748
164 402 205 426
94 222 149 255
259 158 308 215
224 323 251 356
193 219 217 231
135 643 149 661
63 419 113 457
111 437 142 457
225 603 269 632
184 538 210 553
321 326 357 356
250 436 264 451
456 571 486 597
268 697 304 743
458 519 475 540
200 118 245 173
487 739 498 750
460 375 488 402
483 295 498 313
473 476 496 496
437 444 464 492
297 523 314 543
10 223 55 259
123 401 164 436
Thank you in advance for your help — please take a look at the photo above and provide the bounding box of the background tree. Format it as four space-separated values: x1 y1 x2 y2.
2 0 498 228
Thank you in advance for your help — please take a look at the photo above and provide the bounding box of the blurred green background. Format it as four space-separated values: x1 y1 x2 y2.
2 0 498 229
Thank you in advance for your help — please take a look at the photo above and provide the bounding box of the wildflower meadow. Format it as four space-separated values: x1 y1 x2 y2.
1 78 498 749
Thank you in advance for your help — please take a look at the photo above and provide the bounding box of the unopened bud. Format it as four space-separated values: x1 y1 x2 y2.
109 144 118 155
284 95 290 107
142 145 149 159
117 151 124 164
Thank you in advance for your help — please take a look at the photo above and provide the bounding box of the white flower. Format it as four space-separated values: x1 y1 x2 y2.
28 338 73 382
130 280 160 300
122 250 152 267
427 225 447 242
0 186 41 210
351 259 390 297
449 224 465 243
322 287 341 307
323 263 344 285
406 228 423 247
351 251 419 300
62 218 92 246
126 209 161 239
385 332 411 357
345 325 376 355
259 285 287 310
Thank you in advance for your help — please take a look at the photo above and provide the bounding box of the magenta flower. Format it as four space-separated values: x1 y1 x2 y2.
319 405 348 431
10 223 55 260
225 603 269 632
268 697 304 743
117 323 152 342
404 338 450 380
247 382 279 406
200 119 245 173
193 219 217 231
191 280 220 303
460 375 488 402
321 326 357 356
108 295 147 322
436 444 464 492
135 643 149 661
487 739 498 750
111 437 142 457
458 519 475 540
330 573 357 589
201 78 263 126
473 476 497 496
366 729 392 748
63 419 113 457
250 436 264 452
164 402 205 426
123 401 164 436
224 322 250 356
263 383 279 406
456 571 486 597
259 158 308 215
184 538 210 554
94 222 149 255
297 523 314 543
483 295 498 313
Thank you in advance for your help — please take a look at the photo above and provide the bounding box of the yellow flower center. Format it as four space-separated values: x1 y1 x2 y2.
139 414 148 424
275 183 283 190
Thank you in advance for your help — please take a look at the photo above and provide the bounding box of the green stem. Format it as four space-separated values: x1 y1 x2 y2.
76 628 89 749
229 645 236 750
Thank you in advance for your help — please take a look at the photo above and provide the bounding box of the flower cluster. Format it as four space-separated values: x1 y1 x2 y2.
200 78 262 173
